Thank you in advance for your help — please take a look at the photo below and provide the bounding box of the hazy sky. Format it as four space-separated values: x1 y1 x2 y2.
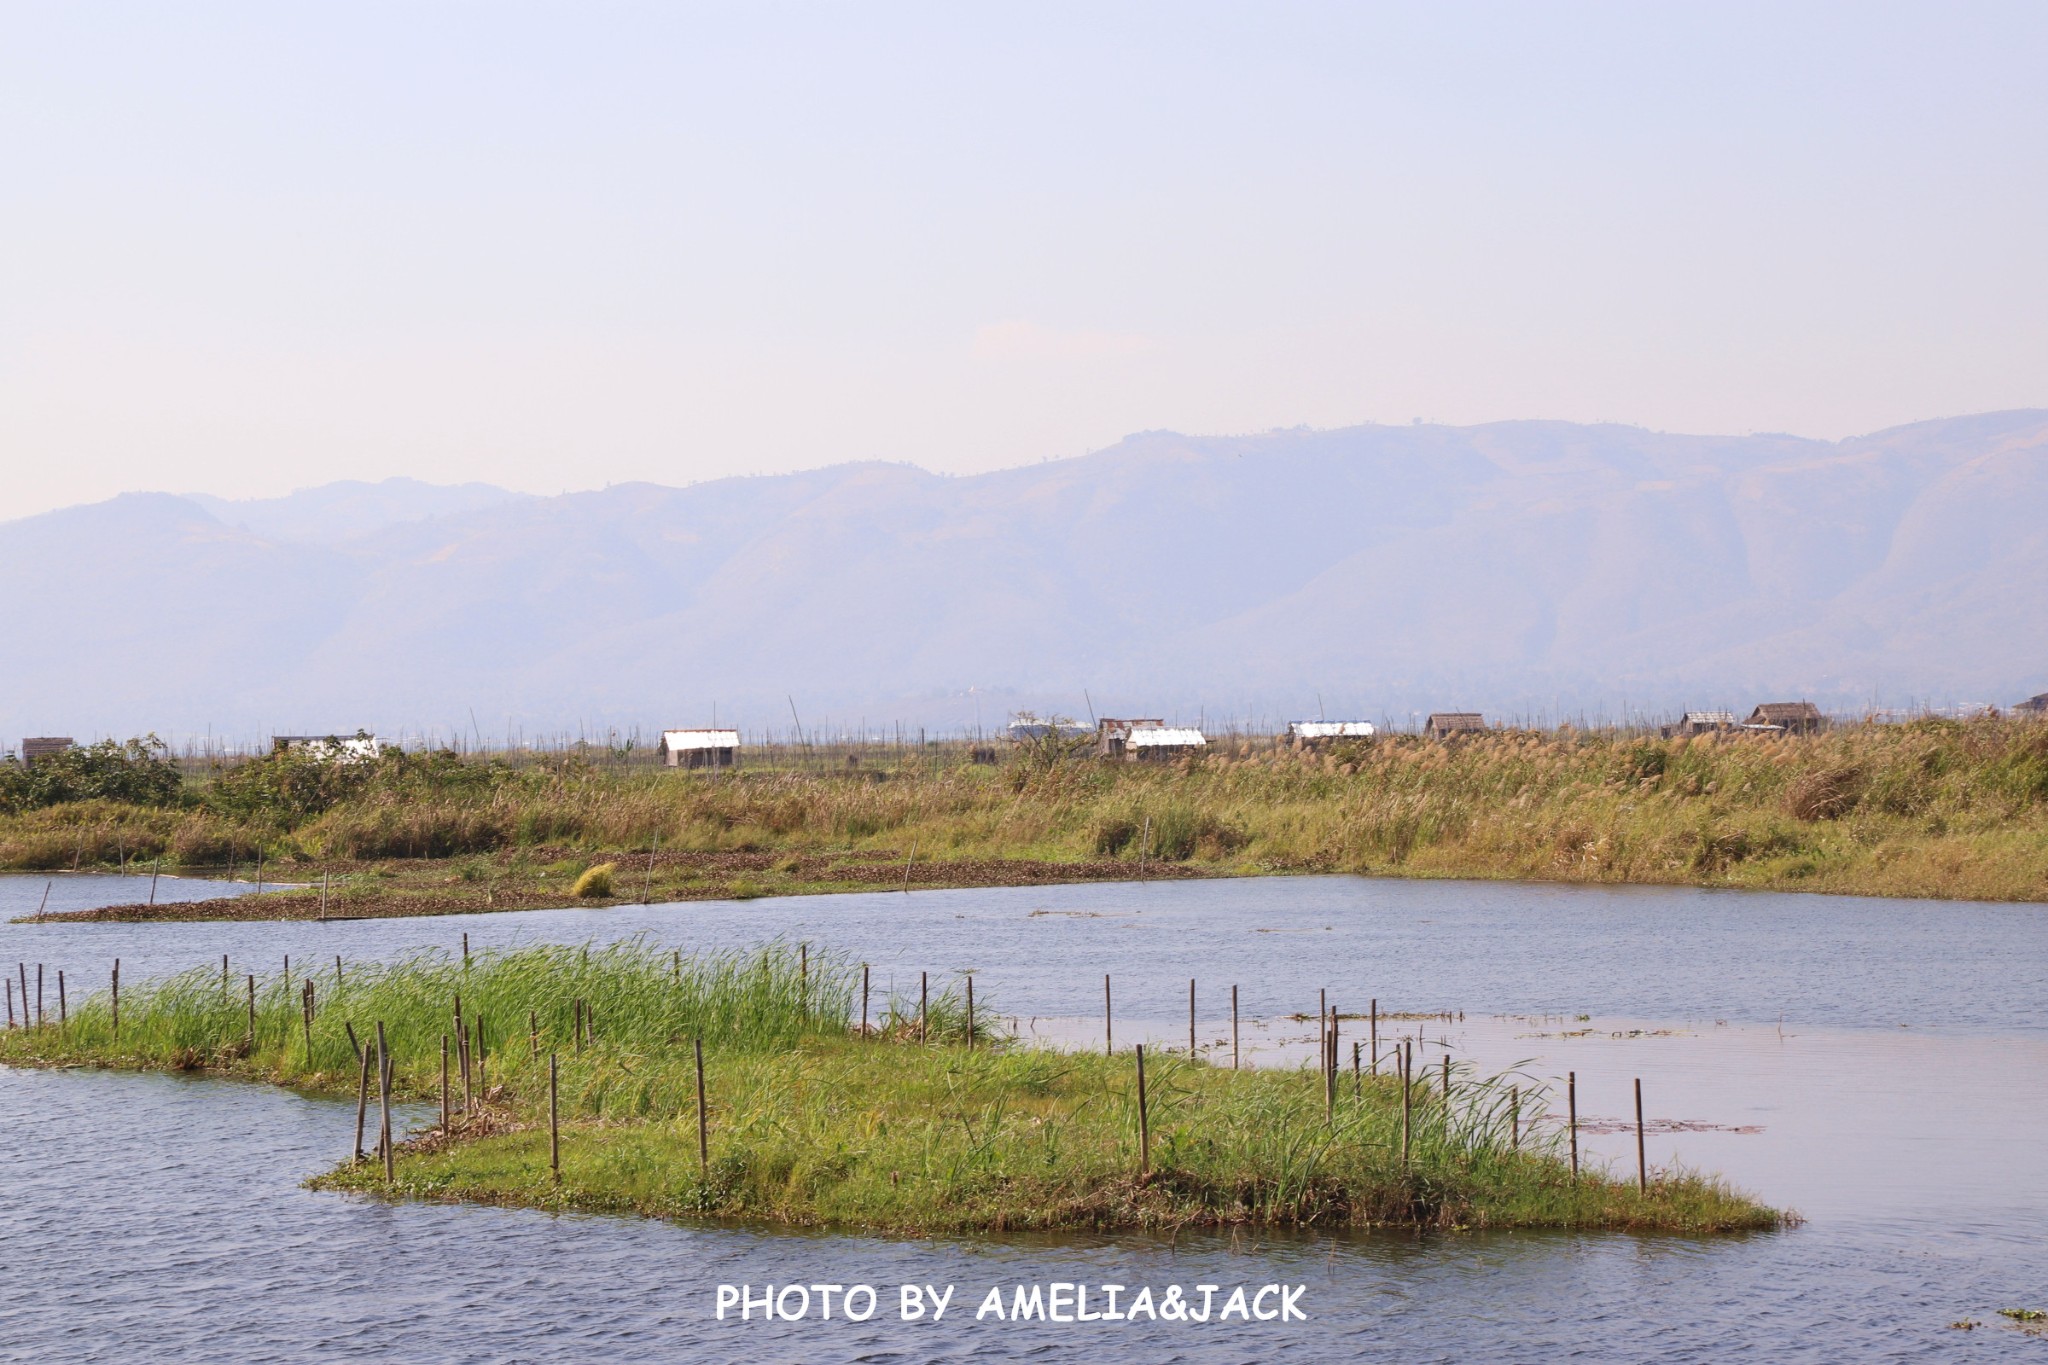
3 2 2045 521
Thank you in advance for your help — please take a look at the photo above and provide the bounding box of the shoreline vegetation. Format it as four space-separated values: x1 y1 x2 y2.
0 942 1780 1235
4 716 2047 923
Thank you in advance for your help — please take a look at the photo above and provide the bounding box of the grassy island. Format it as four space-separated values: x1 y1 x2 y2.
5 715 2048 921
0 942 1778 1235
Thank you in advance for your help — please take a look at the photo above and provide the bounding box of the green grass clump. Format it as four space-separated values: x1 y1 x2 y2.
0 943 1779 1235
571 862 616 898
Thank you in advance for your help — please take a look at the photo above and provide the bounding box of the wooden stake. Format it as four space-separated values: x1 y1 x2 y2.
529 1008 539 1058
441 1035 451 1131
57 970 65 1025
693 1037 709 1180
1635 1077 1647 1194
112 956 121 1038
377 1023 393 1182
1188 978 1196 1055
1369 999 1378 1075
5 977 12 1028
1230 984 1239 1069
345 1020 362 1065
1510 1085 1520 1149
1568 1071 1579 1179
1104 974 1112 1055
149 857 160 906
1325 1005 1337 1124
548 1053 561 1182
37 964 44 1027
246 975 255 1049
336 954 343 989
1134 1044 1151 1178
1352 1040 1360 1099
352 1044 371 1163
462 932 469 965
965 975 975 1050
1441 1054 1450 1108
1401 1042 1412 1167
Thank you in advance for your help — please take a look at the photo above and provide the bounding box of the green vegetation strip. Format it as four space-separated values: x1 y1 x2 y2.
0 941 1778 1234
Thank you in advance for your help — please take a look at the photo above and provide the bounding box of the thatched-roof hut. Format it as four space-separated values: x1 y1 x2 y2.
1424 712 1486 739
1746 701 1826 734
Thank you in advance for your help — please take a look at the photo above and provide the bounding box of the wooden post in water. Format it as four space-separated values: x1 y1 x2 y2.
1188 979 1196 1055
336 955 343 989
1325 1006 1337 1124
36 880 50 918
302 982 313 1058
57 971 65 1025
861 964 870 1036
5 977 12 1028
693 1038 709 1180
345 1021 362 1065
462 932 469 966
965 975 975 1051
1104 974 1112 1055
149 857 161 906
1369 999 1378 1075
441 1035 451 1131
1441 1054 1450 1109
1134 1044 1151 1178
1230 984 1239 1070
548 1053 561 1182
1510 1085 1520 1149
1400 1041 1412 1167
37 964 44 1027
283 954 290 990
1567 1071 1579 1179
221 955 228 999
1352 1041 1361 1098
352 1045 371 1163
377 1023 393 1182
1635 1077 1647 1194
246 975 255 1050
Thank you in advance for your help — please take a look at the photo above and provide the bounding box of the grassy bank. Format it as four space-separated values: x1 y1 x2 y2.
8 715 2047 919
0 943 1777 1235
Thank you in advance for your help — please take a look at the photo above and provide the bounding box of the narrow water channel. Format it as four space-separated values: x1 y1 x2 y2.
4 873 2043 1360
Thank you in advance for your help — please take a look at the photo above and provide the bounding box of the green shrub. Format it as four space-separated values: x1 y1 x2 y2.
572 862 616 898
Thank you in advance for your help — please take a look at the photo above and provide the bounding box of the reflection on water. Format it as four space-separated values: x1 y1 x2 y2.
3 873 2044 1360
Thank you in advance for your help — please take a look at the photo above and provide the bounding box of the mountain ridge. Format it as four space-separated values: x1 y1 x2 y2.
5 412 2044 740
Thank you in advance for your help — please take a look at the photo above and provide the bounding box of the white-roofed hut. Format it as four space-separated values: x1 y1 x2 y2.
661 728 740 769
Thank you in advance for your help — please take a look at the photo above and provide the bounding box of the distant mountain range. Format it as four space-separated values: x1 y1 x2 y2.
4 412 2045 743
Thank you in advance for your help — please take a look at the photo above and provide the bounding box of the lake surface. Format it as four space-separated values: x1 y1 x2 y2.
4 872 2045 1360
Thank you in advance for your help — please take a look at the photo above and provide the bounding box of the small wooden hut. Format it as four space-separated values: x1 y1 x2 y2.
1424 712 1486 740
20 737 73 767
1745 701 1826 735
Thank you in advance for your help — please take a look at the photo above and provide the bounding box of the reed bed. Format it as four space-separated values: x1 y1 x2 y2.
6 716 2047 906
0 944 1777 1235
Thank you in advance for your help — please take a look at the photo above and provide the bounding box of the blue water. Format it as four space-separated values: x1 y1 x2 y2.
4 873 2044 1361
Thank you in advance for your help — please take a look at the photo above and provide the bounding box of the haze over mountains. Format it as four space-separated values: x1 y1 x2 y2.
5 412 2045 744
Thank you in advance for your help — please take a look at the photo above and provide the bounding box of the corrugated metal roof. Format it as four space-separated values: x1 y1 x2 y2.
662 729 740 749
1290 721 1376 739
1682 712 1736 725
1126 727 1206 747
